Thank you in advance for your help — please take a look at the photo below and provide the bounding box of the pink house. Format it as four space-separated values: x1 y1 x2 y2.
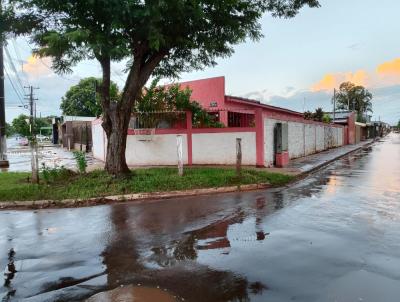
93 76 352 168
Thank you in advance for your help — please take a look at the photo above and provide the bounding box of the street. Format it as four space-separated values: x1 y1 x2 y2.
0 138 101 173
1 133 399 302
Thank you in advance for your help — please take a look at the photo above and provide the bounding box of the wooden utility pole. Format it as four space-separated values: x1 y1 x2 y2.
333 88 336 124
0 0 10 168
26 86 39 183
236 138 242 177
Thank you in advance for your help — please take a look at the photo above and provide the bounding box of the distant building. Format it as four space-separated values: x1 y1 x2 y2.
60 116 96 151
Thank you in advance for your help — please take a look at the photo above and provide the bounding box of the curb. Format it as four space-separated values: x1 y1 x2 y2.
297 141 374 177
0 183 271 210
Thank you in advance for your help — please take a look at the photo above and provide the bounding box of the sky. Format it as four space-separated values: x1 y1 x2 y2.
3 0 400 124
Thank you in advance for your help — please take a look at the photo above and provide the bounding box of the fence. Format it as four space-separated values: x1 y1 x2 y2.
71 122 92 152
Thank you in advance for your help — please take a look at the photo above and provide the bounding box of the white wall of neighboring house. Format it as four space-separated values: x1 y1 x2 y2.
264 118 344 167
192 132 256 165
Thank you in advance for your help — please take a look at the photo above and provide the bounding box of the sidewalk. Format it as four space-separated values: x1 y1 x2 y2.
263 140 374 176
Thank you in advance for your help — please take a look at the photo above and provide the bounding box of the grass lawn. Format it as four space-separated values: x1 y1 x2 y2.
0 167 294 202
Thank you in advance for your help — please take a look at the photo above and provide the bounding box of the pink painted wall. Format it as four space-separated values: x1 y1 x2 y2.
179 76 226 110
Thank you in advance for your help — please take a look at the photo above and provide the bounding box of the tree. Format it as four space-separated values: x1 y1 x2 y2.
5 122 14 137
322 114 332 123
61 77 120 117
304 107 324 122
137 79 223 128
336 82 373 118
7 0 320 176
11 115 30 137
11 114 51 137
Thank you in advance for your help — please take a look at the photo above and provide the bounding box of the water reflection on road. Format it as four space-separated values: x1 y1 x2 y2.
0 133 399 301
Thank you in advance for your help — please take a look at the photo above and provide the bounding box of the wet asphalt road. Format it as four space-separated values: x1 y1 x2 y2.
1 133 399 302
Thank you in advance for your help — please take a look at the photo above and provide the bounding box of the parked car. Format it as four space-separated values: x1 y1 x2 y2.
37 134 51 142
18 137 29 146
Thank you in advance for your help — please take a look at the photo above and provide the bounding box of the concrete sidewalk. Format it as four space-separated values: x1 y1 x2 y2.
264 140 374 176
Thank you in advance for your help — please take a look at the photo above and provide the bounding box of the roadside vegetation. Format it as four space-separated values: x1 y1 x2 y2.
0 168 294 202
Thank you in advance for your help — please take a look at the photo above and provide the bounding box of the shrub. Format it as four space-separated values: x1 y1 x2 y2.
41 163 69 184
73 151 87 174
322 114 332 123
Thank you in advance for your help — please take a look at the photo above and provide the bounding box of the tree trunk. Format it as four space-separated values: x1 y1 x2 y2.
104 105 131 176
98 49 168 177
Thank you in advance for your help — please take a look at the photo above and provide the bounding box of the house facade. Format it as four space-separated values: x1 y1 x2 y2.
93 76 353 168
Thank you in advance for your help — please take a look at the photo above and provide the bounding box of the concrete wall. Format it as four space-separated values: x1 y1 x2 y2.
305 124 316 155
192 132 256 165
92 121 106 161
316 126 325 151
92 120 256 166
126 134 189 166
288 122 305 159
264 118 344 167
355 124 361 143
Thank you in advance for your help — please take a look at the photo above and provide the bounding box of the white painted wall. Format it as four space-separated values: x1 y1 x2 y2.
192 132 256 165
92 122 106 161
126 134 188 166
316 126 325 151
92 121 256 166
264 118 344 167
305 124 316 155
288 122 305 159
264 119 276 167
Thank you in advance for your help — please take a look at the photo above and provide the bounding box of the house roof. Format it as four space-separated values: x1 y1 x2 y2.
225 95 304 117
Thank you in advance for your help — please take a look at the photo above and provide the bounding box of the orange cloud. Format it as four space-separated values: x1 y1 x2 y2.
311 70 368 92
311 74 338 92
311 57 400 92
344 70 369 86
22 55 53 77
377 58 400 76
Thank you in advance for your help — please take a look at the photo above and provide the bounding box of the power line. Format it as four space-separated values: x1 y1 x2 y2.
3 66 26 106
4 45 25 91
11 38 29 84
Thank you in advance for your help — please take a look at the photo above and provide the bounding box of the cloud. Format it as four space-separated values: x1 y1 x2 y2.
377 58 400 76
348 43 361 50
311 70 368 92
267 86 400 125
311 58 400 92
242 86 298 103
22 55 53 77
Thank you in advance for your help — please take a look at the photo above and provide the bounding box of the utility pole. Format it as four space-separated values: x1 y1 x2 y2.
25 86 39 183
333 88 336 124
0 0 10 168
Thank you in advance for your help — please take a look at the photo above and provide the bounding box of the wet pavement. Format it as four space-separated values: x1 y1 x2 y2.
0 138 101 173
0 133 399 302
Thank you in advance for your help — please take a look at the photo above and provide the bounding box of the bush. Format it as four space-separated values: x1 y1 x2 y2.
322 114 332 123
73 151 87 174
41 163 70 184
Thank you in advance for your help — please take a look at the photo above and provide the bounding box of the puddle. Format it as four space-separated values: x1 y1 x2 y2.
86 285 176 302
